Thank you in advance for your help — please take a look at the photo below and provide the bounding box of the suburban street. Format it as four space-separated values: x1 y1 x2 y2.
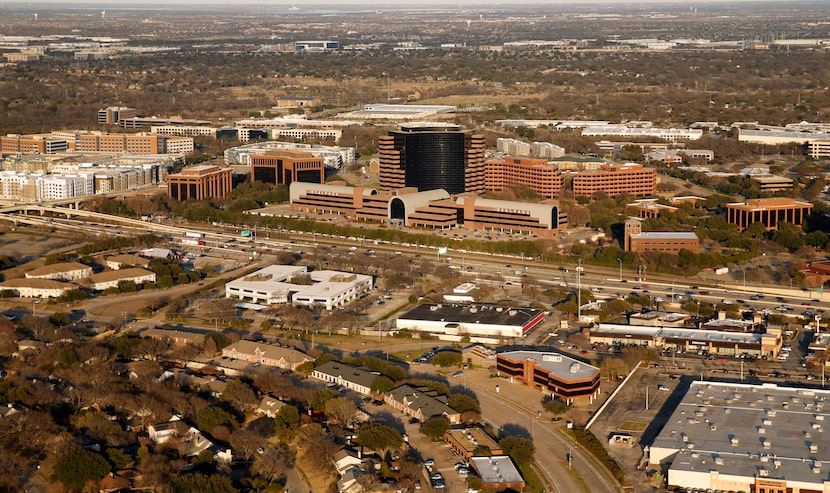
410 364 622 493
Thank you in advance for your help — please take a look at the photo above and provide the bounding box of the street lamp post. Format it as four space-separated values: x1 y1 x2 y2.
617 258 623 282
576 259 584 321
382 72 390 100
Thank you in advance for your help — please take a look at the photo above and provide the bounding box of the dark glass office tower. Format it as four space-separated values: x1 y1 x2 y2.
378 123 485 194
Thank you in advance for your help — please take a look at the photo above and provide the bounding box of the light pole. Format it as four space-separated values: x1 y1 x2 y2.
576 259 584 321
382 72 390 100
741 269 746 291
617 258 623 282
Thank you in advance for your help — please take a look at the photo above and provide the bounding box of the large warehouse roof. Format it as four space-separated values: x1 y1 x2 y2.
651 381 830 489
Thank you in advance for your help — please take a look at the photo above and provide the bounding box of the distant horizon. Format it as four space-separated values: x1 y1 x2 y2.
0 0 804 4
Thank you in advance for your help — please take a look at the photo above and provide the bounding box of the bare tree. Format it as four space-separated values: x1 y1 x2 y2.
221 381 259 414
324 397 358 428
252 447 288 487
299 423 338 471
229 428 264 462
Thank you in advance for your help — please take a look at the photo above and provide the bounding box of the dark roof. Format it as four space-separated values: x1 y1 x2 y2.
313 360 379 388
386 384 459 419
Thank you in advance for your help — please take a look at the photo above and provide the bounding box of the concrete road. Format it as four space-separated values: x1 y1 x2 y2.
414 366 622 493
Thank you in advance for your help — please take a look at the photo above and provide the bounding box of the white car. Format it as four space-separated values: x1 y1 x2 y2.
658 385 670 392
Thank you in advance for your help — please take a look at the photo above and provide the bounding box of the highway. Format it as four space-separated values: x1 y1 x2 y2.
4 207 829 493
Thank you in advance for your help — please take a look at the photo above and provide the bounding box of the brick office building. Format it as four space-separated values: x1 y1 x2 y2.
250 150 325 186
167 165 233 201
485 156 564 198
573 163 657 198
725 197 814 232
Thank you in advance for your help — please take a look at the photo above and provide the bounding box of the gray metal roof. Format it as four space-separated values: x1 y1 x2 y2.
653 381 830 486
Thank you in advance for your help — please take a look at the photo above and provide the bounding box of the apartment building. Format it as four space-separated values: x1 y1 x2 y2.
485 156 564 198
532 141 565 158
573 163 657 198
496 138 531 156
39 174 94 200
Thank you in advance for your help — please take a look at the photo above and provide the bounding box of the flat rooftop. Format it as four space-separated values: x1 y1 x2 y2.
594 323 765 345
631 232 698 240
470 456 524 485
498 350 599 382
652 381 830 485
398 303 543 327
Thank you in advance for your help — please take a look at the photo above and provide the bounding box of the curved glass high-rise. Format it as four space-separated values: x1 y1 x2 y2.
378 123 485 195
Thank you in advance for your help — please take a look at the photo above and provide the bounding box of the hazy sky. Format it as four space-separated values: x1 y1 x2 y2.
6 0 787 4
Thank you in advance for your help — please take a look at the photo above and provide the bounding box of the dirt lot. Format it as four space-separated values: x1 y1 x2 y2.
0 231 75 272
588 364 695 492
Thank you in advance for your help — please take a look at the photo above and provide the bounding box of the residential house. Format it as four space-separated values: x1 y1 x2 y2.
147 416 229 461
0 404 18 418
256 396 286 418
333 447 364 475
